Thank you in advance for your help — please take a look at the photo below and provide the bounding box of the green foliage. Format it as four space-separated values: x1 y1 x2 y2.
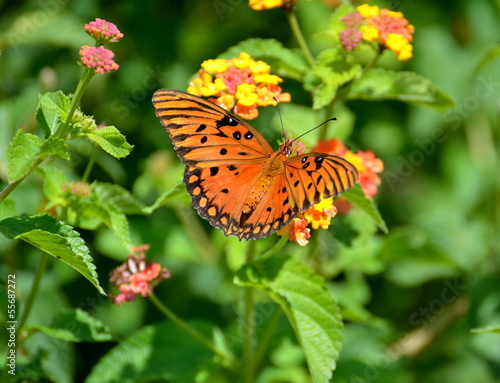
342 183 388 233
347 69 455 109
84 321 214 383
7 129 43 182
24 308 114 342
80 126 134 159
236 256 343 383
0 1 498 382
221 38 310 81
36 91 70 137
0 214 104 294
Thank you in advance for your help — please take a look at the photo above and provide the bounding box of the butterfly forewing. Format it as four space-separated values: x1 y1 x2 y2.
153 89 273 168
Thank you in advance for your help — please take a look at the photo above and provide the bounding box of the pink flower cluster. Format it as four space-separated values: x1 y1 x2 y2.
79 45 119 74
84 18 123 44
109 245 171 305
80 18 123 74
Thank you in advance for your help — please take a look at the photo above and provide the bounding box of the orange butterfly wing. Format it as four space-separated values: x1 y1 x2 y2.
152 88 358 240
284 153 358 212
152 89 273 168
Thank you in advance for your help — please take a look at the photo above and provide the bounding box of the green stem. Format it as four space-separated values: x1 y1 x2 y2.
149 293 236 366
81 144 99 182
18 253 50 331
254 308 282 371
174 204 218 263
258 235 287 261
242 240 256 383
286 9 315 67
56 68 95 140
0 68 95 204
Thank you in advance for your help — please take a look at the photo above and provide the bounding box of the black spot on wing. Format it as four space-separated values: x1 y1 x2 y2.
216 115 238 128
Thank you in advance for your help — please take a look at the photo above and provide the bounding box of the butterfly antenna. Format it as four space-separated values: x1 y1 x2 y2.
292 117 337 142
273 97 287 139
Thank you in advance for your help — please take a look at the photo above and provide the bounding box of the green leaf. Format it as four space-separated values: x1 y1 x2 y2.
92 183 146 215
235 256 343 383
85 321 214 383
347 69 455 110
7 129 43 182
143 180 185 214
39 136 70 160
36 91 71 137
38 166 69 208
83 126 133 158
342 183 388 233
220 38 310 82
24 309 114 342
306 48 362 110
0 214 105 295
471 325 500 334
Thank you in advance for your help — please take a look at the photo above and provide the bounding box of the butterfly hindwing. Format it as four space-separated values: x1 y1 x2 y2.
184 164 284 239
285 153 358 212
153 89 273 168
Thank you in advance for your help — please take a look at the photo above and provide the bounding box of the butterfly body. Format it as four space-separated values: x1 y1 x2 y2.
153 89 358 240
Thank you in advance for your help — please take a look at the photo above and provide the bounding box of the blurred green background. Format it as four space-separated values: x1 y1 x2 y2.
1 0 499 382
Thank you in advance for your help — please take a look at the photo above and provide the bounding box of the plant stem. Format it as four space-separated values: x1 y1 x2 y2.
242 240 256 383
286 9 315 67
254 307 282 370
56 68 95 140
81 144 99 182
150 293 236 366
259 235 287 261
174 204 218 263
0 68 95 204
18 253 50 331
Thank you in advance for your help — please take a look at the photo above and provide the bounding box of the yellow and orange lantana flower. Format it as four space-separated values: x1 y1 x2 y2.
340 4 415 61
188 52 290 120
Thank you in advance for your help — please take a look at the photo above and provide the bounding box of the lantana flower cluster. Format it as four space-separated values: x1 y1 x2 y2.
279 197 338 246
280 139 384 246
187 52 291 120
340 4 415 61
110 245 171 305
80 18 122 74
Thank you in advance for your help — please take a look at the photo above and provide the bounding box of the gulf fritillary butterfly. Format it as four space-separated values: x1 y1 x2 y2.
152 89 358 240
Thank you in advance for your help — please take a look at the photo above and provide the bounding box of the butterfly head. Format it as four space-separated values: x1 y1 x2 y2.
278 139 294 157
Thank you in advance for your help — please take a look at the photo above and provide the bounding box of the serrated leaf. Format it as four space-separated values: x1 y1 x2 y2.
220 38 310 81
85 321 214 383
39 136 70 159
36 91 71 137
92 183 145 214
24 308 114 342
342 183 388 233
83 126 133 159
7 129 43 182
0 214 104 294
38 166 69 207
347 69 454 109
307 48 362 110
143 180 185 214
235 256 343 383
